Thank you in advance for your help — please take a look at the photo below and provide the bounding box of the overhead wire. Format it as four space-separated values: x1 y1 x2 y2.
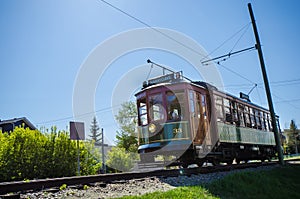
99 0 206 58
216 62 256 84
219 78 300 88
36 105 121 125
98 0 300 114
275 98 300 103
215 60 300 109
229 23 251 53
200 22 252 62
271 91 300 109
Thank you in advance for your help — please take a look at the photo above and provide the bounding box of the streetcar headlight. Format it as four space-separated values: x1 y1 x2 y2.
148 123 156 133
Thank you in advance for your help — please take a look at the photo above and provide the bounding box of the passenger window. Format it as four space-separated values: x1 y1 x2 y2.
263 113 268 131
189 91 195 114
138 98 148 125
167 91 185 121
238 104 245 127
244 106 251 127
232 102 238 124
261 112 266 130
215 95 223 121
255 110 262 129
249 108 256 128
224 98 232 123
149 93 165 122
268 114 272 131
201 94 207 120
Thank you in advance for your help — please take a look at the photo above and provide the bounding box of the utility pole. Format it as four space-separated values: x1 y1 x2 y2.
248 3 284 165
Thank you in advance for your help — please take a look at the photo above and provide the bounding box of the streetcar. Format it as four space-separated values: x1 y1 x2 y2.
135 70 279 167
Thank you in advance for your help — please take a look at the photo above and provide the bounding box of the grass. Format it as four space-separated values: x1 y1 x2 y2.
118 164 300 199
119 186 217 199
207 164 300 199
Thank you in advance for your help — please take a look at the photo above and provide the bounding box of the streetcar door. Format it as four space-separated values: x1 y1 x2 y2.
189 91 204 144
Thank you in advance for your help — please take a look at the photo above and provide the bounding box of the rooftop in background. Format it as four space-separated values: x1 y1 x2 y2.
0 117 36 133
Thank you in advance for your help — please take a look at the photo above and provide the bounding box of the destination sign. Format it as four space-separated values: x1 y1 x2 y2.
240 92 251 102
148 73 174 85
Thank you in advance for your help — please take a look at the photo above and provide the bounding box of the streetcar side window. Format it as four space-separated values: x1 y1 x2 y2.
224 98 232 123
263 113 269 131
249 108 256 128
201 94 208 133
268 114 273 131
138 98 148 125
149 93 165 122
255 110 262 130
261 112 266 130
189 91 195 114
232 101 238 124
201 94 207 120
215 95 224 121
244 106 251 128
238 104 245 127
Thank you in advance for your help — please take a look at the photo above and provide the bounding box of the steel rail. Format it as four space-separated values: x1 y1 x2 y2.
0 161 283 195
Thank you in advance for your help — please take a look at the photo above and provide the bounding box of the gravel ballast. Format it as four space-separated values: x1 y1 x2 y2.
21 165 277 199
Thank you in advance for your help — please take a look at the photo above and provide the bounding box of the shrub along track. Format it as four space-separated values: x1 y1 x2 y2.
0 160 293 196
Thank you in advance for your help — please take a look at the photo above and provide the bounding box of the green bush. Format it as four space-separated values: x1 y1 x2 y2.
106 147 138 172
0 127 101 182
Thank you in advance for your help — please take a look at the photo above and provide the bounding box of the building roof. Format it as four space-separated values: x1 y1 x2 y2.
0 117 36 130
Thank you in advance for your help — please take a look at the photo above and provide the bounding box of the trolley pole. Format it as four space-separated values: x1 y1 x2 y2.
248 3 284 165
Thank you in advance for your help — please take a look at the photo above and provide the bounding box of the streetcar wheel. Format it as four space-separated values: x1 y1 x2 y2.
226 159 233 165
181 163 189 168
196 160 204 167
212 159 220 166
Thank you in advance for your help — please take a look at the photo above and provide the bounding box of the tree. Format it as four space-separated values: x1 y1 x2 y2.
290 120 299 154
290 120 297 132
115 101 138 153
106 147 135 172
286 120 299 154
89 116 101 145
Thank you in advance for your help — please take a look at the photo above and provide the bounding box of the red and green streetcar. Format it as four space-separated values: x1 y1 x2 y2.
135 70 279 167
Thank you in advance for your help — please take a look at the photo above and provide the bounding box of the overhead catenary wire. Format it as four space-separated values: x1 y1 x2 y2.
216 62 256 84
271 90 300 109
99 0 261 90
213 61 300 109
202 46 256 64
99 0 300 115
99 0 206 58
218 78 300 89
229 23 251 53
275 98 300 103
200 22 252 62
36 105 121 125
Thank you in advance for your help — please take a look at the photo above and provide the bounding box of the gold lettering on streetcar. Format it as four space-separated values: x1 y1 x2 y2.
173 128 183 135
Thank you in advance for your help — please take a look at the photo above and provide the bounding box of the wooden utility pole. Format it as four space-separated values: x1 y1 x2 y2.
248 3 284 165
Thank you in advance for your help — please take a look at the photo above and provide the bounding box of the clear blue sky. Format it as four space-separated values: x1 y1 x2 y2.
1 0 300 144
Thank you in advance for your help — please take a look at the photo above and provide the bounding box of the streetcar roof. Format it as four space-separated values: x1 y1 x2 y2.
136 76 275 115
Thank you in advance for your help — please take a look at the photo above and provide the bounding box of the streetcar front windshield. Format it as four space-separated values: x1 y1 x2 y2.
166 91 185 121
149 93 165 122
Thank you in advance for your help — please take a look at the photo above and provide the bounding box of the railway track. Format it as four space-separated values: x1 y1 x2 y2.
0 160 287 197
